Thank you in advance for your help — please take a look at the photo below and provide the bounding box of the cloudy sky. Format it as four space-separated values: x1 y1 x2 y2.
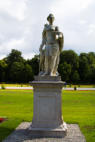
0 0 95 59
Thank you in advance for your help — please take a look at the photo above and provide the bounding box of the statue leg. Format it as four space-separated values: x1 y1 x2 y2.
50 55 57 76
53 53 60 75
44 55 49 75
39 55 45 75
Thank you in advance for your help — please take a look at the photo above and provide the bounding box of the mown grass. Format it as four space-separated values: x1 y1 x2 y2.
67 84 95 88
0 83 95 88
0 90 95 142
0 84 30 87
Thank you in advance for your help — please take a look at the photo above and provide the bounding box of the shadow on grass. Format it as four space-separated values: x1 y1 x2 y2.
0 126 15 142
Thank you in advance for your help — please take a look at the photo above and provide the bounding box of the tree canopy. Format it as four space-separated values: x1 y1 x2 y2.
0 49 95 84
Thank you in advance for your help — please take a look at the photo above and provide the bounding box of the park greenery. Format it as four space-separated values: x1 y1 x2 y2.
0 49 95 84
0 90 95 142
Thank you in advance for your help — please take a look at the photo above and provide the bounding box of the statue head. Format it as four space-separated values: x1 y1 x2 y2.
47 14 55 25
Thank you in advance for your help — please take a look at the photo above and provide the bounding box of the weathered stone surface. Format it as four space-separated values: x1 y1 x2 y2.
30 81 64 89
29 80 67 137
3 122 86 142
29 122 67 137
39 14 64 76
30 76 65 89
34 76 62 81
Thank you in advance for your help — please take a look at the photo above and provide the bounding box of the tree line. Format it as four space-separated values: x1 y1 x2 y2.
0 49 95 84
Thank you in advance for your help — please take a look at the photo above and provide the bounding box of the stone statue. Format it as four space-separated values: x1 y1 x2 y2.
39 14 64 76
30 15 67 136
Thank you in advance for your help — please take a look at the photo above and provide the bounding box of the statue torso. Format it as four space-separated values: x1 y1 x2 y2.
44 24 58 44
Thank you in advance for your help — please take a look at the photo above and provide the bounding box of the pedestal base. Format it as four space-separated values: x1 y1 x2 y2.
3 123 86 142
29 76 67 137
29 122 67 137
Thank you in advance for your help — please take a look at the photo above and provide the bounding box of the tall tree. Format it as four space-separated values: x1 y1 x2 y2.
5 49 25 81
9 62 33 83
60 50 79 70
6 49 24 65
58 62 72 82
0 60 7 82
59 50 79 83
79 53 90 83
27 55 39 75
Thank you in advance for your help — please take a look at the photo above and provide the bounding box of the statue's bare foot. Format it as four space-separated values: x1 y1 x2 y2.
41 72 49 76
50 72 56 76
39 71 44 76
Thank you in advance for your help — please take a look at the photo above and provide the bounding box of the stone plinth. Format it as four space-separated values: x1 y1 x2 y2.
3 123 86 142
29 76 67 137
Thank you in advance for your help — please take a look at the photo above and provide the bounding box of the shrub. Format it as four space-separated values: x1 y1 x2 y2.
1 84 6 89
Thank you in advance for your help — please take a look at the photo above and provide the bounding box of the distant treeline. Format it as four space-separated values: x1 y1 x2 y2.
0 49 95 84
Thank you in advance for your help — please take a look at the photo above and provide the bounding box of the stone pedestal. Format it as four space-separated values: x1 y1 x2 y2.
29 76 67 137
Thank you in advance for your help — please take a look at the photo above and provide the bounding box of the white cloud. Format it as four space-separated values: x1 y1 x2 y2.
80 0 93 9
50 0 95 53
80 20 87 25
22 52 35 59
0 0 27 21
0 0 95 59
88 24 95 35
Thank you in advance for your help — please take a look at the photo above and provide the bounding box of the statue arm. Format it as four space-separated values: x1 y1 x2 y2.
59 33 64 52
39 28 46 52
55 27 64 52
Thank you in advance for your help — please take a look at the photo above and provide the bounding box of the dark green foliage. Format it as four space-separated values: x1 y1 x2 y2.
59 50 80 83
60 50 79 70
0 49 34 83
71 70 80 83
79 53 89 80
79 53 95 83
0 60 7 82
5 49 24 65
59 50 95 84
0 49 95 84
58 62 72 82
9 62 33 83
27 55 39 75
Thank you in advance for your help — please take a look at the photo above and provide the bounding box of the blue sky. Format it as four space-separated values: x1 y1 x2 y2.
0 0 95 59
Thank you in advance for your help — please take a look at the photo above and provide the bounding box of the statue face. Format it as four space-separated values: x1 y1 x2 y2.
48 17 54 25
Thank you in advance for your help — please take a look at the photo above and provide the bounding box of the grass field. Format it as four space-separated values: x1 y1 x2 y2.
0 83 30 87
67 84 95 88
0 90 95 142
0 83 95 88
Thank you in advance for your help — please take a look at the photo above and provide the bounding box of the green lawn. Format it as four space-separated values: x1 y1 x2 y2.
0 90 95 142
0 83 30 87
0 83 95 88
67 84 95 88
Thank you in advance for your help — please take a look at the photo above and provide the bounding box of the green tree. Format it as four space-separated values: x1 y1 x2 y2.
89 64 95 83
22 64 34 82
60 50 79 70
27 55 39 75
5 49 25 82
9 62 33 83
71 70 80 83
59 50 79 83
9 62 25 82
0 60 7 82
0 49 95 84
87 52 95 65
58 62 72 82
5 49 25 66
79 53 90 83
